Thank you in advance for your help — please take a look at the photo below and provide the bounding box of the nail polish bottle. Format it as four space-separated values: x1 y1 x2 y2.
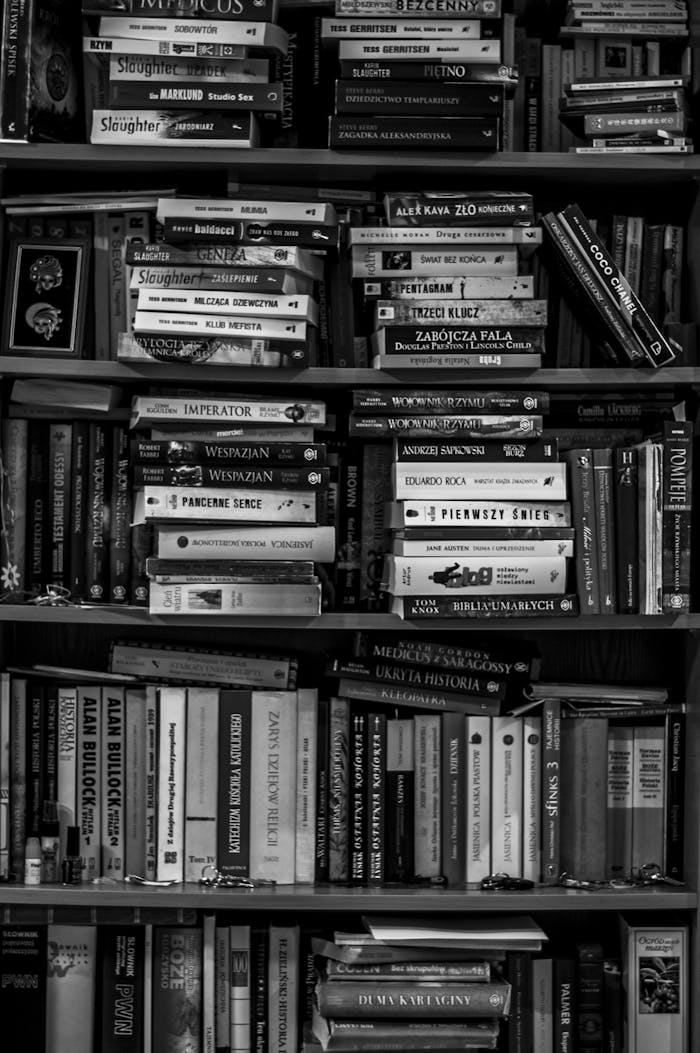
24 837 42 885
61 826 83 886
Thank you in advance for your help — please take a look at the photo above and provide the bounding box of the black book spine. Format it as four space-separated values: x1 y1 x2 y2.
68 420 89 601
25 420 49 595
440 710 465 887
99 926 145 1053
109 424 132 604
385 718 414 882
349 710 367 884
44 685 58 803
26 682 44 838
130 522 153 607
553 957 576 1053
613 447 639 614
0 0 30 140
593 448 616 614
665 711 685 881
314 696 329 883
0 926 48 1048
505 951 533 1053
577 942 604 1053
334 442 363 609
542 698 561 886
86 421 110 603
334 80 504 115
564 448 600 615
329 115 500 149
366 712 386 885
603 959 622 1053
217 692 252 877
48 422 73 590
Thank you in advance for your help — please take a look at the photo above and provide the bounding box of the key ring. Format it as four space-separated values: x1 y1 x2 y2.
199 865 276 889
481 872 535 891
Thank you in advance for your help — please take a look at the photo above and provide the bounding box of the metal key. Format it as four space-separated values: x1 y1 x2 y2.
638 863 685 887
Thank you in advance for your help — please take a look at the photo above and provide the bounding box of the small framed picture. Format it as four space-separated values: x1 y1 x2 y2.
2 238 90 357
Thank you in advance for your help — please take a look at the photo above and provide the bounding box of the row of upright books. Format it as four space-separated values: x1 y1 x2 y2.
0 911 689 1053
1 635 685 889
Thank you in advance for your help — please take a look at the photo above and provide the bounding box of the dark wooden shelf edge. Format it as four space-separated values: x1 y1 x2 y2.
0 882 694 912
1 606 698 630
0 145 699 180
2 360 700 387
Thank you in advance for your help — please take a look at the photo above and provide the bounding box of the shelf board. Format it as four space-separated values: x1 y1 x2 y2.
0 145 699 182
2 606 699 630
0 882 694 912
2 359 699 388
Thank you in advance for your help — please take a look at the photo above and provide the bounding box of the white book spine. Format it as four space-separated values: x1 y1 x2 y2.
133 310 306 341
185 687 219 883
268 927 299 1053
393 462 567 501
85 35 248 57
57 687 78 852
203 914 217 1053
109 56 270 82
131 394 325 426
394 538 575 558
337 39 501 59
148 581 321 616
413 714 441 877
396 499 570 527
624 215 644 295
521 715 542 883
295 688 318 884
45 924 98 1053
229 924 251 1053
111 643 292 689
490 715 523 874
149 425 316 443
323 17 484 37
124 687 148 878
364 276 535 299
249 692 298 883
620 922 688 1053
136 486 317 524
98 17 287 50
156 686 187 882
351 245 518 278
385 554 568 595
349 226 542 245
101 686 125 879
77 686 103 880
136 289 316 321
145 685 158 881
465 715 491 884
216 926 231 1051
155 524 335 562
157 197 332 223
0 673 9 880
124 209 152 335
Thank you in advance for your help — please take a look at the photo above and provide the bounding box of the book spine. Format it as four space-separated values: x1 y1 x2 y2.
613 447 639 613
268 927 299 1053
553 958 576 1053
100 926 145 1053
48 423 73 590
349 710 366 884
560 718 609 881
147 582 322 616
394 593 580 618
134 466 327 491
184 687 219 883
353 246 519 278
564 449 600 615
25 421 49 596
385 718 415 882
216 690 252 878
662 420 692 613
294 688 318 884
249 692 297 884
155 525 335 562
144 686 157 880
77 686 103 880
133 309 308 342
440 710 465 886
592 447 616 613
359 442 391 612
124 687 147 877
393 462 567 501
202 914 216 1053
366 712 386 884
110 80 283 111
337 676 499 717
373 351 544 369
662 223 684 327
333 442 363 610
335 80 504 115
0 675 8 880
139 487 317 524
229 924 251 1053
1 419 27 598
464 714 491 883
215 925 230 1053
9 677 27 881
385 553 567 596
640 222 664 324
664 711 685 881
329 657 505 701
363 275 534 300
101 686 125 879
351 414 543 440
152 929 202 1053
86 422 110 603
522 714 542 883
156 686 187 882
541 699 561 885
577 943 604 1053
68 421 89 601
606 725 633 880
316 979 511 1017
328 697 350 882
532 958 554 1052
251 926 268 1053
631 724 665 872
490 715 523 874
109 424 132 603
505 951 533 1053
413 713 441 878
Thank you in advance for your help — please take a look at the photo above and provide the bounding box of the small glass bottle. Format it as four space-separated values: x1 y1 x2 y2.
24 837 42 885
40 801 60 883
61 826 83 886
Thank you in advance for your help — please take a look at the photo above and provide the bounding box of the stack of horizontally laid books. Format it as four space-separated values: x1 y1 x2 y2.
130 391 331 616
349 190 546 371
121 195 337 367
346 387 577 620
322 0 508 150
82 0 289 146
558 0 693 155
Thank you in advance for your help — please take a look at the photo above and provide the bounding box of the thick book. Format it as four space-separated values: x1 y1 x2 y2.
354 633 537 680
384 553 568 595
631 724 666 872
97 16 289 51
395 434 557 458
136 288 318 323
101 686 125 879
351 414 543 440
362 276 534 299
86 0 279 17
335 80 505 115
133 309 309 341
91 111 260 147
132 439 326 466
376 299 546 327
249 691 297 883
464 715 491 883
385 718 414 882
129 265 311 294
329 656 506 701
268 926 299 1053
661 420 692 613
336 39 501 60
328 697 350 883
352 245 518 278
358 390 549 416
109 80 283 111
131 393 325 427
155 524 335 562
77 685 102 880
152 928 203 1053
134 465 328 490
393 461 567 500
148 581 322 615
618 919 688 1053
389 499 570 528
0 926 47 1049
135 487 318 524
392 594 580 618
560 717 608 881
606 725 633 881
315 977 512 1017
322 17 499 38
413 712 441 877
312 1013 499 1050
156 686 186 882
161 217 336 250
125 242 323 278
216 690 251 879
46 925 98 1053
372 327 544 355
384 190 533 226
99 926 145 1053
110 642 296 690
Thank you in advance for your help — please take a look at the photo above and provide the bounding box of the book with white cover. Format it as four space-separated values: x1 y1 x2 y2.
521 714 542 883
490 715 523 874
134 487 317 524
155 524 336 562
98 17 290 53
156 686 187 881
249 691 298 883
384 554 568 595
148 581 322 615
465 715 491 884
185 688 219 883
393 462 567 500
133 310 308 341
131 393 325 427
136 290 319 323
157 197 336 224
